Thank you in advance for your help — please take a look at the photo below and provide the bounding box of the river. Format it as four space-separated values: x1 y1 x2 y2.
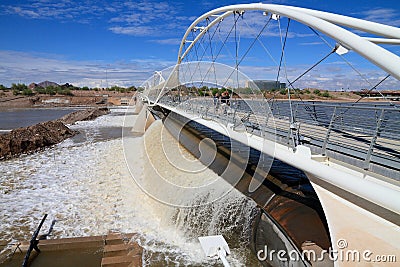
0 108 82 130
0 108 260 266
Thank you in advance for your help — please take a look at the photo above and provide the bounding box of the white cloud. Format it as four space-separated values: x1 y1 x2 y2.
149 38 183 45
107 1 193 37
1 0 193 35
1 49 398 90
238 60 400 90
0 50 174 87
300 42 324 46
358 8 400 27
2 0 100 23
109 26 156 36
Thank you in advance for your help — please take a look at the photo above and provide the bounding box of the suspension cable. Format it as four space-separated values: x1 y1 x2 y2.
206 17 219 90
335 73 392 119
196 14 240 89
276 18 291 84
234 12 239 94
288 47 337 88
308 27 398 108
242 18 278 66
221 15 273 88
277 16 299 146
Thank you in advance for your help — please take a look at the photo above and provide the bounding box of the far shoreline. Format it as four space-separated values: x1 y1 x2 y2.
1 89 398 110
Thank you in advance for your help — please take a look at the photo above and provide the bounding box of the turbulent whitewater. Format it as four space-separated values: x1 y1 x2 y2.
0 109 259 265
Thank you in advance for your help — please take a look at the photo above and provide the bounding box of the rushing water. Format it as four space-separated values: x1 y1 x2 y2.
0 109 260 266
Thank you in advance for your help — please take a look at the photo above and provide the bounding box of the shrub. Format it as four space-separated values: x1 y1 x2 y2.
313 89 321 95
127 86 137 92
11 83 28 91
322 91 330 97
59 89 73 96
279 89 287 95
22 89 34 96
34 86 46 94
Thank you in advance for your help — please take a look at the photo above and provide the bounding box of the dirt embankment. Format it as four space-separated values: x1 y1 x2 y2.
0 90 136 108
0 108 109 160
58 107 109 124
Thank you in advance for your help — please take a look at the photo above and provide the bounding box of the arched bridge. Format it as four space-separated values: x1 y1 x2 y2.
135 3 400 266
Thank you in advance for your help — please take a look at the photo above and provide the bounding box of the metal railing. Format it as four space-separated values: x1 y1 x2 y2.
147 94 400 180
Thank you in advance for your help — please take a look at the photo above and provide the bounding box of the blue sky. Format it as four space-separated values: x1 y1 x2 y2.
1 0 400 89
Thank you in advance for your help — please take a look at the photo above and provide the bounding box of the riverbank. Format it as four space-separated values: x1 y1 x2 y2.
0 90 135 108
0 107 109 160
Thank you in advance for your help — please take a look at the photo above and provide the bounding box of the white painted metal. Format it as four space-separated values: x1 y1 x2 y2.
178 11 233 63
282 5 400 39
177 3 400 80
199 235 231 267
363 37 400 45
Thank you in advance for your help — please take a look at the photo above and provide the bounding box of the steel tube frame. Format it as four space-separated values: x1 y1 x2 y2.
177 3 400 80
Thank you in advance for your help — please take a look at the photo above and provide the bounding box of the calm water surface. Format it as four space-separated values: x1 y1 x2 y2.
0 108 81 130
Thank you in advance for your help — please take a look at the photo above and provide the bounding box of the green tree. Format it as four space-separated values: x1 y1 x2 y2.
0 84 7 90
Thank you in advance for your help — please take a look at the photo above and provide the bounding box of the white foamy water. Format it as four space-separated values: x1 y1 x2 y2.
0 109 259 266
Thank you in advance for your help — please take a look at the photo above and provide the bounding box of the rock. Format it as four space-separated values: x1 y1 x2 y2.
0 121 77 159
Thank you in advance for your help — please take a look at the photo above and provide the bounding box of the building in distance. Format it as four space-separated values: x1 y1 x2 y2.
245 80 286 91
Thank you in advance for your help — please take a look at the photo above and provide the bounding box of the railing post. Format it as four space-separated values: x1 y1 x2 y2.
263 109 271 138
322 107 337 155
289 103 300 148
364 109 385 170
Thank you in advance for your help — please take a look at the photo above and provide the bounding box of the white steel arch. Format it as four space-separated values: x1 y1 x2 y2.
177 3 400 80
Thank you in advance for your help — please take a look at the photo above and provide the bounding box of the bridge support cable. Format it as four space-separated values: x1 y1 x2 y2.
242 18 279 66
234 12 239 94
205 17 220 90
188 18 223 93
190 30 205 87
214 15 241 65
335 74 393 119
221 15 273 89
308 26 398 107
185 14 239 93
190 14 242 94
276 18 291 85
288 46 337 89
177 4 400 80
276 16 299 147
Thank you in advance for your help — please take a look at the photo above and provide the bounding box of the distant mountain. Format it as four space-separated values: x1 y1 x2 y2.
37 81 59 88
